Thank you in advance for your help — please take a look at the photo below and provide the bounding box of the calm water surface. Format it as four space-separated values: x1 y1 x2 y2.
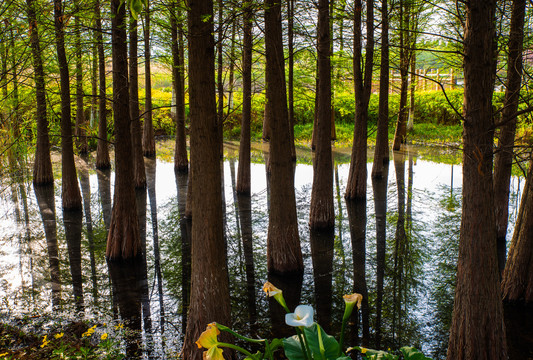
0 141 524 359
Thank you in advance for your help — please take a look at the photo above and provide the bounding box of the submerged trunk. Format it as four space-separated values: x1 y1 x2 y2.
501 157 533 360
182 0 232 359
345 0 374 200
265 0 303 274
106 0 141 260
447 1 507 358
309 0 334 229
493 0 526 277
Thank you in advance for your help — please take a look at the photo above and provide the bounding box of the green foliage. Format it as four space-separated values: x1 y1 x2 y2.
283 324 340 360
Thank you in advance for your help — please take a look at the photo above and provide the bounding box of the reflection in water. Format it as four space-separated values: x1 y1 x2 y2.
63 209 84 312
108 259 144 358
3 144 528 358
346 198 369 347
79 156 98 307
34 185 61 307
96 168 112 230
175 170 191 337
237 193 257 335
310 229 334 333
372 163 389 349
145 158 164 350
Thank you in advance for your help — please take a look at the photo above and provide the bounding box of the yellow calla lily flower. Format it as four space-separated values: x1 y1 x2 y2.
343 293 363 310
196 322 220 349
263 281 282 297
263 282 289 311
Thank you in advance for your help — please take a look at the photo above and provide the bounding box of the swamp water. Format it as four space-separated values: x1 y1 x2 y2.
0 141 524 359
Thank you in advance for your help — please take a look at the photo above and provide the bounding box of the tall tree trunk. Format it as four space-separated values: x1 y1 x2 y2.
227 16 237 114
142 3 155 158
265 0 303 274
371 0 390 179
54 0 82 210
182 0 232 358
173 0 188 173
74 0 88 154
345 0 374 200
9 24 20 141
309 0 334 229
91 31 98 133
407 51 415 131
130 15 147 189
95 0 111 169
287 0 296 160
27 0 53 185
392 0 409 151
446 1 507 358
493 0 526 277
106 0 141 260
236 0 253 195
501 156 533 360
217 0 224 157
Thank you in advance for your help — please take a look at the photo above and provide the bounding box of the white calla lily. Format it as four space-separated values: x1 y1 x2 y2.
285 305 314 328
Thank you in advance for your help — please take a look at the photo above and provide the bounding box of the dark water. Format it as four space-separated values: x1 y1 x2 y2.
0 141 524 359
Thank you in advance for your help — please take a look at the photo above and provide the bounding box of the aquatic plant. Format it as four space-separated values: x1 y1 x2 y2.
195 282 433 360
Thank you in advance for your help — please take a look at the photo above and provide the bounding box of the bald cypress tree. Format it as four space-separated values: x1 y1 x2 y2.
446 1 507 358
106 0 141 260
182 0 232 358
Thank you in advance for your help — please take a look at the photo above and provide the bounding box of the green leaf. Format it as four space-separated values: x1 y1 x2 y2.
399 346 433 360
283 335 306 360
244 351 263 360
128 0 143 19
350 347 399 360
302 324 340 360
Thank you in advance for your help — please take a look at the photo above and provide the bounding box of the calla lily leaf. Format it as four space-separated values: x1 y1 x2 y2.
282 335 306 360
399 346 432 360
302 323 340 360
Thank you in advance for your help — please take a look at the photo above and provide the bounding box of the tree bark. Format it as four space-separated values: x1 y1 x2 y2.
182 0 232 358
309 0 334 229
265 0 303 274
95 0 111 170
446 1 507 358
172 0 188 173
142 3 155 158
236 0 253 195
501 156 533 359
106 0 141 260
54 0 82 210
493 0 526 277
287 0 296 160
392 0 409 151
216 0 224 158
345 0 374 200
74 0 88 154
27 0 53 185
371 0 390 179
130 15 147 189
